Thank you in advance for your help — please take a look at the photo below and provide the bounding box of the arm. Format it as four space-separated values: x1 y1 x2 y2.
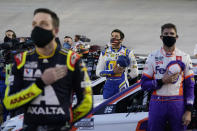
72 58 93 123
3 52 43 110
141 54 163 92
96 51 114 77
128 50 138 79
141 74 163 92
182 55 195 126
184 55 195 112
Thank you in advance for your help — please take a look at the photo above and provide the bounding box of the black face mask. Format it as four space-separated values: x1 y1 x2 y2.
31 26 54 48
4 36 12 42
162 36 176 47
110 38 121 44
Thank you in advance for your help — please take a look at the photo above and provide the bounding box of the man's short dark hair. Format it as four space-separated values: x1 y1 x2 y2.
161 23 177 34
64 36 72 39
75 35 81 39
34 8 59 28
111 29 125 40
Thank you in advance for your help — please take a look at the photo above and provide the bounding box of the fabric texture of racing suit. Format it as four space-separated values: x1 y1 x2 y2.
3 43 93 130
141 47 195 131
96 46 138 99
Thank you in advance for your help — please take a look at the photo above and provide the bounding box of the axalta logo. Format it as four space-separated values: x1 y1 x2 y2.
27 106 65 115
10 92 35 104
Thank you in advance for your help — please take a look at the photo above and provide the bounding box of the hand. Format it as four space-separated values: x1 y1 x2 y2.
41 66 67 85
182 111 191 126
162 70 179 84
113 64 125 74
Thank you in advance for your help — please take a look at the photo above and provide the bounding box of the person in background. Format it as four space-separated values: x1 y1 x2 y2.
63 36 73 49
3 8 92 131
141 23 194 131
96 29 138 99
74 34 85 48
4 30 16 42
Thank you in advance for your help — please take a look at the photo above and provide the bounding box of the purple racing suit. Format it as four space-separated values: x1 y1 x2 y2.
141 47 195 131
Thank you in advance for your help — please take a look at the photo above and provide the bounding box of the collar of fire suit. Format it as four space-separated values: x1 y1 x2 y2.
36 42 58 59
160 47 176 57
111 46 122 52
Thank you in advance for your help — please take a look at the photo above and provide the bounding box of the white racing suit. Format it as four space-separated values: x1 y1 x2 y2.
96 46 138 99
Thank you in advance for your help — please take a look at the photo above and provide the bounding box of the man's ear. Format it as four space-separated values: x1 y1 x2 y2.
120 39 123 43
176 35 179 38
160 35 163 40
55 28 59 34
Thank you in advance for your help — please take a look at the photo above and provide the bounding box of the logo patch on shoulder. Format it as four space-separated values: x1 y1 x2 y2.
176 56 182 61
67 51 81 71
14 53 23 66
70 52 80 66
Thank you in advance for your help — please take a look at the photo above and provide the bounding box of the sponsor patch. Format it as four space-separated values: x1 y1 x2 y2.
187 100 194 105
155 56 164 65
104 105 115 114
14 53 23 66
81 81 91 88
75 118 94 130
176 56 182 61
24 68 33 77
34 69 42 78
27 106 65 115
24 62 38 68
10 92 35 105
8 75 14 83
43 59 48 63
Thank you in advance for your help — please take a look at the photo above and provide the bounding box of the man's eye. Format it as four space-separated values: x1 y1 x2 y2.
164 33 168 35
170 32 175 35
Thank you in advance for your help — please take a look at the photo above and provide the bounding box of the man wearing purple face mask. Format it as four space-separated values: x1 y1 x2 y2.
141 23 194 131
96 29 138 99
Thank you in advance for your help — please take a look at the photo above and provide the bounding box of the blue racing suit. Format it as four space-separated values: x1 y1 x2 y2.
96 46 138 99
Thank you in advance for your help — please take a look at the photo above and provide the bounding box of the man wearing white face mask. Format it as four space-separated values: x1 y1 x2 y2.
3 8 92 131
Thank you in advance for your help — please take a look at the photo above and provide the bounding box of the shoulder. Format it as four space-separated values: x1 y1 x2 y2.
66 50 81 71
176 48 188 57
14 49 37 69
59 48 69 56
176 48 191 62
147 49 159 60
101 48 108 56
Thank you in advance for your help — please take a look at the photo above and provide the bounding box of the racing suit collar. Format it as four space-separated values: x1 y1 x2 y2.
160 47 176 57
36 42 58 59
111 45 123 52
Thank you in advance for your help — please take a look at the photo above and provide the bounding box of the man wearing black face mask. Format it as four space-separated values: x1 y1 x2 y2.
96 29 138 99
3 8 92 131
141 23 194 131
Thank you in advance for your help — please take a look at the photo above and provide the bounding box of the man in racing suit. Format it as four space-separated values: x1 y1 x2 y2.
141 23 194 131
96 29 138 99
3 8 93 131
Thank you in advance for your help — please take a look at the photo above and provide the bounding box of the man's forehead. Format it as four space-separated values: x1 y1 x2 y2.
6 31 13 34
64 38 72 40
111 32 120 36
163 28 176 33
33 12 52 22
